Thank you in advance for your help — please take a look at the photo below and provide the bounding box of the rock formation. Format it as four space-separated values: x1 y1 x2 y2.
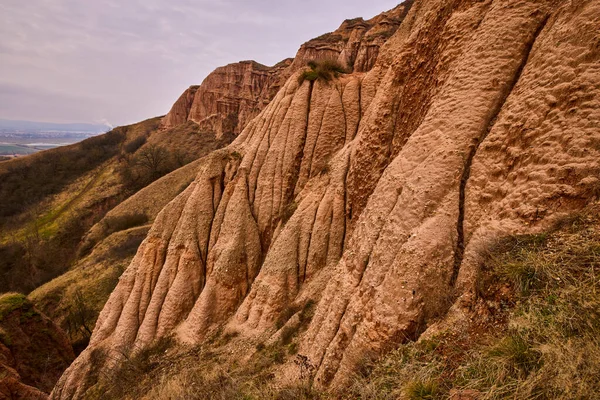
52 0 600 398
161 3 413 136
0 294 74 399
288 0 413 73
161 60 291 136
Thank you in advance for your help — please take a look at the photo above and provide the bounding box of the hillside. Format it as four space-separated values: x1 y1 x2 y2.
43 0 600 399
0 293 74 399
0 0 598 398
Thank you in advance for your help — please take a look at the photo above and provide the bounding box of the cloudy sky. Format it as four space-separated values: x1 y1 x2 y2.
0 0 399 126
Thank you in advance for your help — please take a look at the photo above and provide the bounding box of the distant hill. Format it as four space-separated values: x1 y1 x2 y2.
0 119 110 134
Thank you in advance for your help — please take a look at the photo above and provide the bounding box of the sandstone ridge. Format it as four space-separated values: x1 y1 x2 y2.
161 3 413 135
52 0 600 398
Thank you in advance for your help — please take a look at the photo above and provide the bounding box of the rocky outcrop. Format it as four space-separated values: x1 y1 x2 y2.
288 1 413 72
52 0 600 398
161 60 293 136
0 294 74 399
161 4 412 136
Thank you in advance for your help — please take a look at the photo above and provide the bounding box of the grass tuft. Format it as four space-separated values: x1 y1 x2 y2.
404 379 440 400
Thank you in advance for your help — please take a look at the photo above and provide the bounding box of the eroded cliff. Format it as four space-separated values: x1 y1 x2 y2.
161 2 413 137
52 0 600 398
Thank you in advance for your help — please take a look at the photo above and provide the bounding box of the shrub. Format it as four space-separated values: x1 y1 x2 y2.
117 144 180 193
65 289 95 354
298 59 347 85
124 135 147 154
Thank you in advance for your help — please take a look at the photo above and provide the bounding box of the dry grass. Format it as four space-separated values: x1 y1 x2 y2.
342 210 600 399
86 333 323 400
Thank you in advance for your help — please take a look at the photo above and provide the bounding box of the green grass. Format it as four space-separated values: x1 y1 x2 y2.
0 292 27 320
404 380 440 400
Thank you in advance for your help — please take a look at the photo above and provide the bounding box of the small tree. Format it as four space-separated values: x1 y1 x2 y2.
66 288 95 347
134 144 169 180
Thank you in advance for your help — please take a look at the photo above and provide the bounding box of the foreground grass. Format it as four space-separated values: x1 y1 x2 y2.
345 212 600 399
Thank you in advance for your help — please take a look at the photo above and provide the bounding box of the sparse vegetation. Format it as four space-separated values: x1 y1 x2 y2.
342 210 600 399
29 227 143 355
95 336 176 399
65 289 95 353
298 59 347 85
0 213 87 293
85 299 319 399
123 135 147 154
78 207 600 400
308 33 345 44
0 128 126 219
118 143 189 193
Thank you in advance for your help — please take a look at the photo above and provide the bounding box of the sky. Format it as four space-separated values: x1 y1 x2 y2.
0 0 400 127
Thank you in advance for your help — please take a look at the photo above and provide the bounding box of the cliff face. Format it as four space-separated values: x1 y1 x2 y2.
288 1 413 73
52 0 600 398
162 60 292 136
161 3 412 136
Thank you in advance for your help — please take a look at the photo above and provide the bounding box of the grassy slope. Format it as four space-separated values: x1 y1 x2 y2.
22 121 235 353
29 225 150 353
83 207 600 400
344 210 600 400
1 116 235 295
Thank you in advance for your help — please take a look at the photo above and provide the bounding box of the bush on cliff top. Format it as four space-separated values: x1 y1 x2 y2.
298 59 347 84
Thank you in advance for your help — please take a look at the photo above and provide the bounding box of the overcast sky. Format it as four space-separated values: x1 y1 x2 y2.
0 0 399 127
